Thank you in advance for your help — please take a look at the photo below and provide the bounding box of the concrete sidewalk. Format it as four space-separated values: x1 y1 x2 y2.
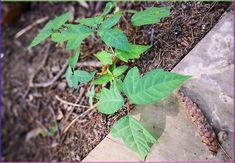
82 10 234 162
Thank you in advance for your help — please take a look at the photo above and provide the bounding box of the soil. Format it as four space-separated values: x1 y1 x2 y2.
2 1 231 161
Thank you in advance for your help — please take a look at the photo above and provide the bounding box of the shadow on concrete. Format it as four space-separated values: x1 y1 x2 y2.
135 95 180 140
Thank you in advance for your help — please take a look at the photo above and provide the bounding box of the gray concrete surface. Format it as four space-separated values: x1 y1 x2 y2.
83 10 234 162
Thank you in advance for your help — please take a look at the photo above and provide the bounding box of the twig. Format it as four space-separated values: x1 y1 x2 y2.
55 95 90 108
36 119 49 133
62 103 98 134
62 87 86 125
30 62 68 88
15 16 48 39
150 28 154 46
122 15 129 26
78 1 89 9
77 61 102 67
29 45 50 87
48 105 61 142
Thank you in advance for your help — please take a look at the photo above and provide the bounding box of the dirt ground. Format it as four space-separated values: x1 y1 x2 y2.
2 1 231 161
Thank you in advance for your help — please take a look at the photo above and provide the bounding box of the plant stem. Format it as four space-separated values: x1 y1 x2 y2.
124 9 137 14
127 99 130 114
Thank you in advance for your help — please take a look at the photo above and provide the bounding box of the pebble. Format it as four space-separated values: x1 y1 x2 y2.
57 82 66 91
51 65 60 73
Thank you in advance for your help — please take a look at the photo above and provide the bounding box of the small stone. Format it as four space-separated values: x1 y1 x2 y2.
51 65 60 73
56 109 64 120
57 82 66 91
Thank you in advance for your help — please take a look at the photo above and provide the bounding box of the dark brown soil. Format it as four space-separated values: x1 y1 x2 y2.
2 1 230 161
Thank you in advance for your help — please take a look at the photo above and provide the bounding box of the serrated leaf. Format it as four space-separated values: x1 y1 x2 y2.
99 12 122 30
65 24 93 50
123 67 140 96
95 51 113 65
113 65 128 77
111 115 157 160
51 24 92 50
76 15 103 28
116 44 151 62
65 67 96 88
29 12 72 48
131 7 171 26
98 28 130 52
65 24 93 33
68 49 80 70
28 21 53 48
74 70 96 84
66 37 83 50
51 11 73 30
93 74 113 85
97 86 124 114
102 2 115 15
123 67 190 104
65 67 79 88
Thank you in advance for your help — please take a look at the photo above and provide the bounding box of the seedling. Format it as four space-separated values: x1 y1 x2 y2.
29 2 190 160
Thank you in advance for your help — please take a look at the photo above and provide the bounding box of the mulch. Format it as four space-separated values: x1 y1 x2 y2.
2 1 231 161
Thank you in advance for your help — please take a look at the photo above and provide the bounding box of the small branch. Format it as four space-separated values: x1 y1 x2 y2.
126 100 130 114
77 61 102 67
36 119 49 134
124 9 138 14
48 105 61 141
29 45 50 87
29 62 68 88
15 16 48 39
55 95 90 108
61 103 98 134
62 87 86 126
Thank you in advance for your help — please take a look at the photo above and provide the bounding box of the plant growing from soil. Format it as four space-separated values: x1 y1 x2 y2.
29 2 190 160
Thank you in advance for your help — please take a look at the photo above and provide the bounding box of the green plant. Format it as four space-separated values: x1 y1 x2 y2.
29 2 190 160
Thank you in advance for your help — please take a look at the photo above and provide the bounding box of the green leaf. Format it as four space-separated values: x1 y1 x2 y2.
116 44 151 62
68 49 80 70
131 7 171 26
114 78 124 92
51 24 92 50
74 70 96 84
99 12 122 30
65 67 79 88
76 15 103 28
97 86 124 114
65 67 96 88
51 11 73 30
123 67 191 104
29 12 72 48
93 74 113 85
102 2 115 15
28 21 53 48
112 65 128 77
123 67 140 97
66 37 82 50
95 51 113 65
98 28 130 52
51 32 67 43
65 24 93 33
65 24 93 50
111 115 157 160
